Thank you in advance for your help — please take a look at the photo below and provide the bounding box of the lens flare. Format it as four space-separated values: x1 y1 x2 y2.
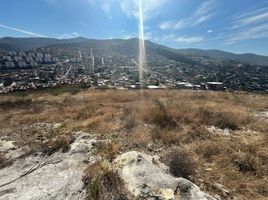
138 0 146 90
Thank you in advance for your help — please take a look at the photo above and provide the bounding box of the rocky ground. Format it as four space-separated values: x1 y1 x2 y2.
0 90 267 200
0 131 216 200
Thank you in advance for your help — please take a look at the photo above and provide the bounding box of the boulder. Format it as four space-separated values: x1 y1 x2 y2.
0 132 96 200
113 151 216 200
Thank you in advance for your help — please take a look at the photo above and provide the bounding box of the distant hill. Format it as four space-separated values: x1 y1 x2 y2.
0 37 268 66
0 37 89 51
176 49 268 66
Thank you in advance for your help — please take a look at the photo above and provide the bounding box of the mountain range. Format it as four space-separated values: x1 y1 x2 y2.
0 36 268 66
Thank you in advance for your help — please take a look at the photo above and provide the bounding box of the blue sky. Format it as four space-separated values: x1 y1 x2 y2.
0 0 268 55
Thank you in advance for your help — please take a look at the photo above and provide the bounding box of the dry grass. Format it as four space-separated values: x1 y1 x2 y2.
41 134 75 156
0 153 13 169
0 89 267 199
83 160 129 200
94 141 122 161
0 97 33 110
142 98 177 129
162 148 196 179
0 153 6 169
190 133 268 199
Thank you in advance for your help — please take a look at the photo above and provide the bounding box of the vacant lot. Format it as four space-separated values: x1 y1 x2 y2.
0 89 267 199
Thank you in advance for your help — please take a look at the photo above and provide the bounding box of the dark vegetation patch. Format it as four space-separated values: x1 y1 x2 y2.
0 153 13 169
0 98 33 110
41 134 75 156
141 98 177 129
83 161 129 200
233 152 264 176
163 149 196 179
197 106 252 130
94 141 121 161
0 84 85 97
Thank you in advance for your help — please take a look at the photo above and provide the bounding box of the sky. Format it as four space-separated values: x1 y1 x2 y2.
0 0 268 55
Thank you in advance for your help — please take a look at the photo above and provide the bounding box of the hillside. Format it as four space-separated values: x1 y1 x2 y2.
176 48 268 66
0 90 267 199
0 37 268 66
0 37 88 51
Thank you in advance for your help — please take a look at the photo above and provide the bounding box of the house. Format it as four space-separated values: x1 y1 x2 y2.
5 61 15 68
206 82 224 91
147 85 160 89
18 62 27 68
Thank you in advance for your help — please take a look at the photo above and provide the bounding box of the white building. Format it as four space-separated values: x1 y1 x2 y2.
18 61 27 68
29 62 38 67
28 53 36 57
51 57 59 63
44 57 51 63
147 85 160 89
14 56 22 62
44 54 51 58
5 61 15 68
36 53 43 58
18 52 26 57
8 51 16 56
3 56 12 61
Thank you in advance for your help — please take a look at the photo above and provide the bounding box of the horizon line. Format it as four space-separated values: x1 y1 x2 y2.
0 36 267 56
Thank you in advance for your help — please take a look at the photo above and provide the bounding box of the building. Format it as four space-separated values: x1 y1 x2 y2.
5 61 15 68
176 81 194 89
51 57 59 63
18 52 26 57
18 62 27 68
206 82 224 91
26 57 34 62
147 85 160 89
3 56 12 61
36 53 43 58
14 56 22 62
8 51 16 56
29 62 38 67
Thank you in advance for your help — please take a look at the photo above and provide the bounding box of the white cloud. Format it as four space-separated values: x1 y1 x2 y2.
232 7 268 28
100 2 112 19
159 0 217 30
87 0 95 6
120 0 167 20
207 29 213 33
160 34 204 44
86 0 167 21
58 32 80 39
224 6 268 44
236 12 268 27
120 33 137 39
0 23 47 37
159 21 175 30
175 36 204 44
224 23 268 45
160 34 176 42
86 0 113 19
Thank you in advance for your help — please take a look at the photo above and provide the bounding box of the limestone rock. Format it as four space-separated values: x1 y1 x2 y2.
0 140 16 152
0 132 96 200
0 139 22 160
207 126 231 135
113 151 216 200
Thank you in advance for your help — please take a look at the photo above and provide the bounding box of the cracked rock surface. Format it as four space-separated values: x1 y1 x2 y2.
113 151 216 200
0 132 97 200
